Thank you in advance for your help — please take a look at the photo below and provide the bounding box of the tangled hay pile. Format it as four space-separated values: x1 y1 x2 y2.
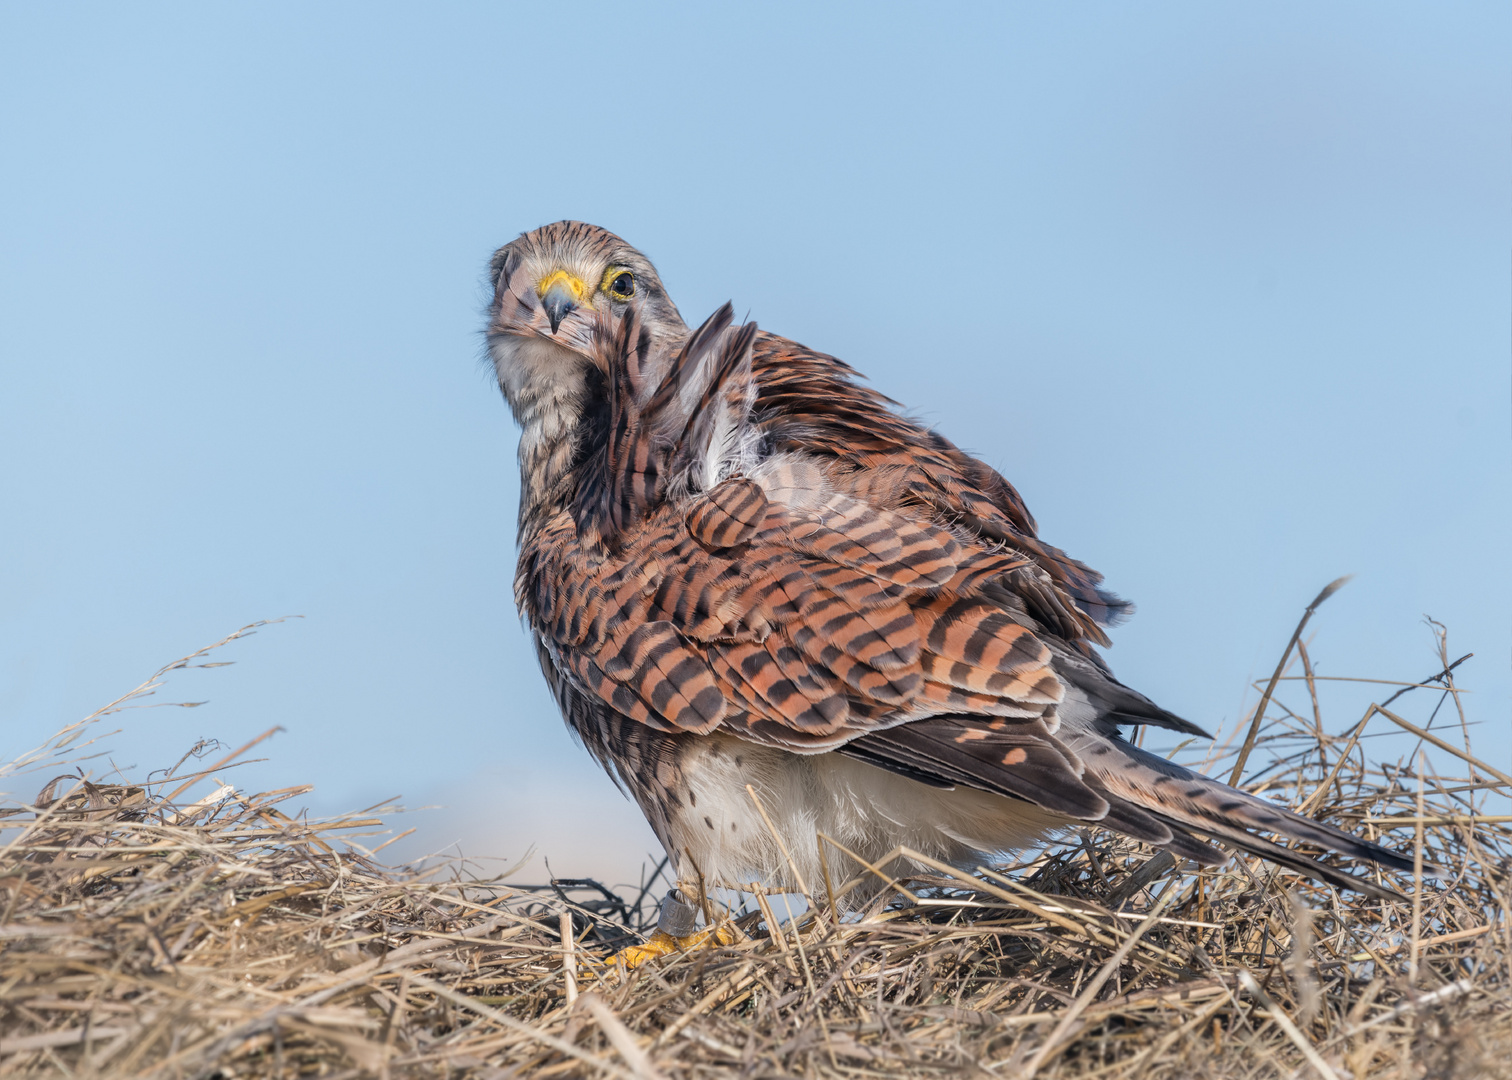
2 613 1508 1079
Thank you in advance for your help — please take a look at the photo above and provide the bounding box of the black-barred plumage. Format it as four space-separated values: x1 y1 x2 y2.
486 221 1416 916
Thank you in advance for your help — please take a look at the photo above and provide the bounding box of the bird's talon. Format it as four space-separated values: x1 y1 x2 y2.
608 924 738 969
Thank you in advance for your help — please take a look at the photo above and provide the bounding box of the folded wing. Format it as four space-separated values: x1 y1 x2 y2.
517 302 1414 898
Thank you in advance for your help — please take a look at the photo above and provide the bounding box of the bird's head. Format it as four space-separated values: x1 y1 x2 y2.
485 221 686 424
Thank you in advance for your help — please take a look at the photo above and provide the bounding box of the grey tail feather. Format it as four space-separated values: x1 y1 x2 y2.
1076 736 1430 897
1083 777 1229 868
1179 811 1407 901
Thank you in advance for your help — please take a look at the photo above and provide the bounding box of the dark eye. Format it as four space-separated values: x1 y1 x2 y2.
607 271 635 300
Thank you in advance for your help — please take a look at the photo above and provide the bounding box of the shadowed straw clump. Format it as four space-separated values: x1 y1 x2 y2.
2 606 1510 1079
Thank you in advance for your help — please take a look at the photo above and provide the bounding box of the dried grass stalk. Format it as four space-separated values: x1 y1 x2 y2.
1 613 1507 1078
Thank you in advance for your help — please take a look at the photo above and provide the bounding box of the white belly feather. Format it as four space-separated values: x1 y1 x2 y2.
658 736 1071 901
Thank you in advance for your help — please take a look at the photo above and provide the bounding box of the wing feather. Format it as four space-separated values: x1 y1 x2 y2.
846 717 1110 821
516 299 1416 894
686 477 768 549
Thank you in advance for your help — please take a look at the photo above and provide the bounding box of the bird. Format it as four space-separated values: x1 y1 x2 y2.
484 220 1416 965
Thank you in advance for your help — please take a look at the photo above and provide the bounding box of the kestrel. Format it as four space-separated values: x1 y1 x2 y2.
485 222 1413 961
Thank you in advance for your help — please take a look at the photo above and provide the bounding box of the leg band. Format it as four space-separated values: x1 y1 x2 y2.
657 888 699 937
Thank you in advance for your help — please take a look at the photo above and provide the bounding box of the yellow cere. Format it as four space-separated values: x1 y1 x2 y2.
536 269 589 303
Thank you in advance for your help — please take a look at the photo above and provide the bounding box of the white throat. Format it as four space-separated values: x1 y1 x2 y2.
490 334 594 526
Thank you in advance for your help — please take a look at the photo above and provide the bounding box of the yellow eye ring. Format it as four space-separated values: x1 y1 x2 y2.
602 268 636 301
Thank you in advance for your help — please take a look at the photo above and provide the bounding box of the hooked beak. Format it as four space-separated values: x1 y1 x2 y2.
537 270 587 335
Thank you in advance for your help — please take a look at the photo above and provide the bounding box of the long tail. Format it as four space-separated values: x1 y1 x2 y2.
850 714 1421 899
1065 732 1420 900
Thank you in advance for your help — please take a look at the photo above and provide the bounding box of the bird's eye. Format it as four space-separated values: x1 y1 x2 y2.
605 271 636 301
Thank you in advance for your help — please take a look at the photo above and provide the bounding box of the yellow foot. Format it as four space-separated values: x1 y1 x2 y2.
607 925 739 969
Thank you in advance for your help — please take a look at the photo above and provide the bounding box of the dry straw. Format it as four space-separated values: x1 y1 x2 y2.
1 605 1507 1078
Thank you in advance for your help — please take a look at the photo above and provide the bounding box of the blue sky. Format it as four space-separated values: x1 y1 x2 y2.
2 3 1507 887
